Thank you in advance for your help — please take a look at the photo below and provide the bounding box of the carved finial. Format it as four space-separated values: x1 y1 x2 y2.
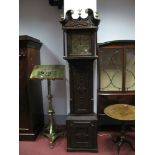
65 10 74 19
95 12 99 19
78 9 82 17
85 8 93 16
60 13 64 20
71 10 74 15
85 9 88 14
60 8 100 28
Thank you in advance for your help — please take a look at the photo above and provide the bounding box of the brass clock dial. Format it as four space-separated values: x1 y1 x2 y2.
71 34 91 55
67 32 92 56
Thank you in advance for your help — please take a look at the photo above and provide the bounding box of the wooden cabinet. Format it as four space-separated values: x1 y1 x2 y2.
97 40 135 129
60 9 100 151
19 35 44 140
66 115 97 152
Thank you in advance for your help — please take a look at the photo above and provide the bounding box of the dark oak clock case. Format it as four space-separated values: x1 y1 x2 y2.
60 9 100 152
66 115 97 152
19 35 44 140
69 60 93 114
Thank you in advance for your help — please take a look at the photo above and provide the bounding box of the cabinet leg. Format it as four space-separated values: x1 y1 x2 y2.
113 135 134 154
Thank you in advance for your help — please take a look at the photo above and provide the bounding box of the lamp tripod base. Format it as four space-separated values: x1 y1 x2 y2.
112 123 134 155
44 127 64 148
113 135 135 155
43 113 64 148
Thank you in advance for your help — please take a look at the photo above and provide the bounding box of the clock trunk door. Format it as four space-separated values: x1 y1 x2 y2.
69 61 93 114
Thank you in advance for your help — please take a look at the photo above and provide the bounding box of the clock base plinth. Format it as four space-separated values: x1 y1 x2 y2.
66 115 98 152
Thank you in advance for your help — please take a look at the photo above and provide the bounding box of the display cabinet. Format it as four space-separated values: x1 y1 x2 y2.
60 9 100 152
97 40 135 128
19 35 44 140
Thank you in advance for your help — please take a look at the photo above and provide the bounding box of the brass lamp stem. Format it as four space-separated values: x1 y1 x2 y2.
44 79 64 148
47 79 54 113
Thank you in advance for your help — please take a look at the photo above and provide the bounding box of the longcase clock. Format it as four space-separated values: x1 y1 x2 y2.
60 9 100 152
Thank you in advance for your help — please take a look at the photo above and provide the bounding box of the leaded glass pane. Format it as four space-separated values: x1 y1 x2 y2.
125 48 135 91
99 48 123 91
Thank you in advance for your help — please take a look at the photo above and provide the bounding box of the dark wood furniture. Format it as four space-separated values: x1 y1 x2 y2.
66 115 97 152
60 9 100 152
68 60 94 114
97 40 135 129
104 104 135 154
19 35 44 140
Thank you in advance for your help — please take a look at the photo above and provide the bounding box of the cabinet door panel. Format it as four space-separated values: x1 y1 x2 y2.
67 120 97 149
70 61 93 114
70 122 90 148
19 49 29 129
98 48 123 91
125 48 135 91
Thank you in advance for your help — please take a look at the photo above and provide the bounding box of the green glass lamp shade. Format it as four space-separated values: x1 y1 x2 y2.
30 65 65 80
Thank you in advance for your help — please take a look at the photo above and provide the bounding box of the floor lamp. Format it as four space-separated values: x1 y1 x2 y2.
30 65 65 147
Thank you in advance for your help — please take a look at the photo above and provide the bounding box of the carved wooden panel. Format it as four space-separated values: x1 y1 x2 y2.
66 115 97 152
69 61 93 114
60 9 100 29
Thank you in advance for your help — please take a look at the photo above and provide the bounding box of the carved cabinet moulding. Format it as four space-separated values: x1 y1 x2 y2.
60 9 100 29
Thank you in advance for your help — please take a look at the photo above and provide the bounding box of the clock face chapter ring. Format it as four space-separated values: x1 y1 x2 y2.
66 29 96 57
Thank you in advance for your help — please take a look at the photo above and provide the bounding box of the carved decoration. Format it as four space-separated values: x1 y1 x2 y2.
69 61 93 114
60 9 100 29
